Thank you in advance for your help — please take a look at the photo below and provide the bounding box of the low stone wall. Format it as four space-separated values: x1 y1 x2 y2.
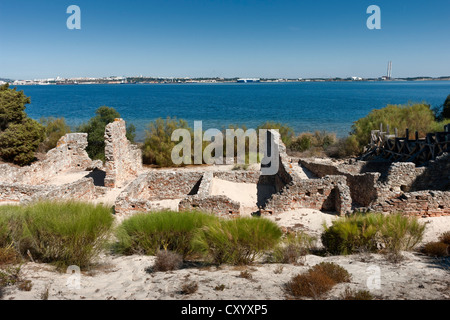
411 153 450 191
213 171 260 184
104 119 142 188
370 190 450 217
0 178 96 204
264 175 352 215
114 171 204 215
178 195 241 217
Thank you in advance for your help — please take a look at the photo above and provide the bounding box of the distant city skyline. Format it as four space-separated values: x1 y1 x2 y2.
1 0 450 80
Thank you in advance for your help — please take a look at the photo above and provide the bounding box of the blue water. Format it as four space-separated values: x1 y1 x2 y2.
15 81 450 141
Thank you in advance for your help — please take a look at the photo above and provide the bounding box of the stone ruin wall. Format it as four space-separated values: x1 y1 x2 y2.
0 133 94 185
0 178 96 204
104 119 142 188
299 156 450 217
115 170 242 217
258 139 353 216
263 174 352 216
0 133 98 204
114 171 204 215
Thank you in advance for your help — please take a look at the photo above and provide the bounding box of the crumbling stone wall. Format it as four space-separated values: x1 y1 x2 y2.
0 133 94 185
0 178 96 204
411 153 450 191
104 119 142 188
263 175 352 215
114 171 204 215
213 171 260 184
299 157 450 216
178 195 241 217
370 191 450 217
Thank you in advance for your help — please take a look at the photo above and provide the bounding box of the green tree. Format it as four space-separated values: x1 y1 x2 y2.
350 103 437 152
39 117 71 152
0 84 45 166
443 95 450 119
142 117 192 167
256 121 295 147
77 106 135 161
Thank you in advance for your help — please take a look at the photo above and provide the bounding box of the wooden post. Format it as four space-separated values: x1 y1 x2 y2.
415 131 419 141
405 128 409 141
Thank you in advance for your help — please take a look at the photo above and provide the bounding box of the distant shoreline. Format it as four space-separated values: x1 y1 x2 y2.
3 77 450 86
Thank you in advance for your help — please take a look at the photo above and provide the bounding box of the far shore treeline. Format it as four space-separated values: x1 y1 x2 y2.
0 83 449 167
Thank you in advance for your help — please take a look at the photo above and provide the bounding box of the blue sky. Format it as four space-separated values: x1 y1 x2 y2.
1 0 449 79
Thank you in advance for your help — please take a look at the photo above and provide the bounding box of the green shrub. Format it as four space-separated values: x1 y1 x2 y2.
142 117 193 167
443 94 450 119
0 206 26 251
2 201 114 269
193 217 282 265
350 103 439 153
284 262 350 298
0 84 45 166
77 106 135 161
256 122 295 147
39 117 71 152
0 118 45 166
290 133 313 152
326 135 360 158
270 231 316 264
377 214 426 253
322 213 425 255
115 210 219 257
289 131 337 154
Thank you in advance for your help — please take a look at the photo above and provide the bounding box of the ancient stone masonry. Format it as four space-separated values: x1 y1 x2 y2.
258 133 352 216
299 155 450 217
0 133 94 185
0 133 101 204
104 119 142 188
0 178 96 204
114 171 204 215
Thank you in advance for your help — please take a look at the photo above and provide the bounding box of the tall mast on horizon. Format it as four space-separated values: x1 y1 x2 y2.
387 61 393 79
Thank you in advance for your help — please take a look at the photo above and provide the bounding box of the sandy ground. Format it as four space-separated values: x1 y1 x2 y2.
1 166 449 300
1 210 449 301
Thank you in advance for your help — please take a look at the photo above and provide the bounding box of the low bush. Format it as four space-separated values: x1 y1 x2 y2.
321 213 425 255
340 287 374 300
39 117 71 152
153 250 183 272
284 262 350 298
0 201 113 269
421 242 449 257
439 231 450 245
0 245 20 266
193 217 282 265
115 210 219 258
269 231 316 264
309 262 351 283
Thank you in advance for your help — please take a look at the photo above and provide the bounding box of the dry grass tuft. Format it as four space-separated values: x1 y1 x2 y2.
284 262 351 299
153 250 183 272
180 281 198 295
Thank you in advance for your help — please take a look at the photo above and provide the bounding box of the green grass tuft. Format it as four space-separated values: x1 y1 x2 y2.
192 216 282 265
115 210 219 258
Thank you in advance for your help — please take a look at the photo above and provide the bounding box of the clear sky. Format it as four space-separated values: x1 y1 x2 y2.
1 0 449 80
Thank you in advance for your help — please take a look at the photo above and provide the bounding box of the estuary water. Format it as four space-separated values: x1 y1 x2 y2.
16 81 450 141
